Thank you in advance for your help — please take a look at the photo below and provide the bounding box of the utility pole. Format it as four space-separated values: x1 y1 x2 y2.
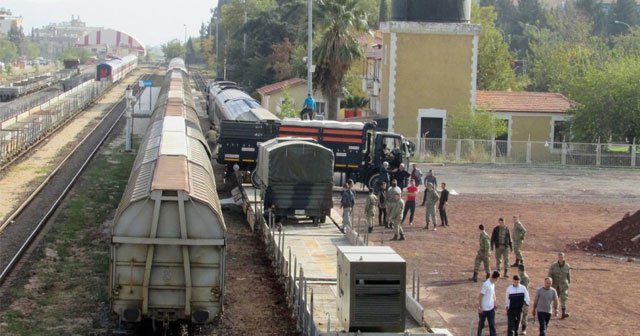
124 85 133 152
306 0 313 96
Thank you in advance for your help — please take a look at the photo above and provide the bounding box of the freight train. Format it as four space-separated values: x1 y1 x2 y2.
109 58 226 330
96 54 138 82
207 80 415 190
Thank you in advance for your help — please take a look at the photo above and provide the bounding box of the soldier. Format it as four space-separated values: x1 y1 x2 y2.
377 181 388 227
421 169 437 206
423 182 439 230
470 224 491 282
518 264 531 335
511 215 527 267
206 125 219 151
385 179 401 228
390 193 405 240
365 189 377 233
548 252 571 319
491 218 512 278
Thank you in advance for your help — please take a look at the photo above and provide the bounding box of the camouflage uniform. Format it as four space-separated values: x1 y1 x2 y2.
490 224 512 276
513 220 527 264
548 260 571 312
385 186 401 228
424 188 439 229
365 193 377 231
390 198 405 240
519 268 530 332
474 230 491 275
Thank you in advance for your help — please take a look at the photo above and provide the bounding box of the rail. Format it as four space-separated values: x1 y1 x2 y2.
0 71 154 285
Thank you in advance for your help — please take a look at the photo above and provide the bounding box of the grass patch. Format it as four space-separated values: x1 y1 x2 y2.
0 145 136 335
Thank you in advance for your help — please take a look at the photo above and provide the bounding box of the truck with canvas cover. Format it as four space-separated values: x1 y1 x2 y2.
256 137 334 224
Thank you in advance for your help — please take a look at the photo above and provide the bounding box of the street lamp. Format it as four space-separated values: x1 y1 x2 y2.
614 20 632 31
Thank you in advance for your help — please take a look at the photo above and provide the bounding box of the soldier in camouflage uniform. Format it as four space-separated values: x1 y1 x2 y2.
365 189 377 233
548 252 571 319
490 218 512 278
389 193 405 241
469 224 491 282
423 183 439 230
385 179 401 228
518 264 530 334
511 215 527 267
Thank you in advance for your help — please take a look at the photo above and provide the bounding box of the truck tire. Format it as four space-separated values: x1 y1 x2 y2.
250 169 261 188
367 173 382 192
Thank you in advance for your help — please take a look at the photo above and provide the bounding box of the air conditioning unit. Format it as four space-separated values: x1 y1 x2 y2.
336 246 406 332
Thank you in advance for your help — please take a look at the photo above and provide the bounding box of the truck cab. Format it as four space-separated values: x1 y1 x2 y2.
361 128 415 191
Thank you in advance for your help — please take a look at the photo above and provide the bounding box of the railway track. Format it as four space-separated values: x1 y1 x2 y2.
0 73 152 287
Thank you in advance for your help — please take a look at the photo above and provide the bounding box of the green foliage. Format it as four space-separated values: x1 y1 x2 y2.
313 0 368 120
340 95 369 109
447 106 509 140
161 39 186 60
569 56 640 142
472 4 524 91
610 0 639 35
58 48 92 63
277 86 298 118
0 39 18 63
23 40 40 59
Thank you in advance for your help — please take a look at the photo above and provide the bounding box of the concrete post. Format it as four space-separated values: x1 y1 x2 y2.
455 139 461 162
596 139 601 167
124 86 133 152
526 136 531 164
561 141 567 166
491 139 496 163
631 138 636 167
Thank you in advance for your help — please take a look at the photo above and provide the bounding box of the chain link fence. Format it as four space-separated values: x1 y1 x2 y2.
410 138 640 168
0 80 110 164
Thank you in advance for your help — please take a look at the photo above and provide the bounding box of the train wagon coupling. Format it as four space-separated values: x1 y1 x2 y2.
232 178 453 335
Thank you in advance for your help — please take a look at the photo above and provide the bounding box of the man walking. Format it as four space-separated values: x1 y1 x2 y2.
518 264 531 335
421 169 437 206
438 182 449 227
532 277 559 336
477 271 500 336
377 181 388 227
365 189 377 233
389 193 405 241
340 183 354 231
401 179 418 226
548 252 571 319
395 163 411 191
491 218 513 278
470 224 491 282
423 183 439 230
505 275 530 336
511 215 527 267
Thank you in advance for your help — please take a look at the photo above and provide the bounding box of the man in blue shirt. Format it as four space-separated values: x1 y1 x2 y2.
301 94 316 119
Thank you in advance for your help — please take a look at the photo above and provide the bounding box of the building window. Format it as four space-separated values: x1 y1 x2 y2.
552 120 567 149
316 102 326 115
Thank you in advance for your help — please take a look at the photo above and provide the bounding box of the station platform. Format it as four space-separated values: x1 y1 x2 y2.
234 183 452 335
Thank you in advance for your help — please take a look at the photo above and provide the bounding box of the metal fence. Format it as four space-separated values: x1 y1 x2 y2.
410 138 640 168
0 80 110 165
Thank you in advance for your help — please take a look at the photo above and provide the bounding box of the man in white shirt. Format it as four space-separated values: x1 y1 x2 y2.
477 271 501 336
505 275 531 336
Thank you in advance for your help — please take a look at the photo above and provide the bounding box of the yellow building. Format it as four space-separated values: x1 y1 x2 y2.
380 21 481 149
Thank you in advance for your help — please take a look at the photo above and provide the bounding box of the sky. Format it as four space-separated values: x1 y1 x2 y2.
3 0 219 46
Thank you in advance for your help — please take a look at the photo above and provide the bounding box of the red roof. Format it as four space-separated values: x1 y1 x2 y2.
476 91 573 114
256 78 306 95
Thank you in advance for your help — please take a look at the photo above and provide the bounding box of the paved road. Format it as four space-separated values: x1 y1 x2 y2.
418 164 640 203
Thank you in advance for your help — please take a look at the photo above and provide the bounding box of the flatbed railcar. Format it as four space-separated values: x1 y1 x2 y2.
109 58 226 329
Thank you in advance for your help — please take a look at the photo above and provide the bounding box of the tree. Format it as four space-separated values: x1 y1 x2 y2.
378 0 388 28
313 0 368 120
447 106 508 140
0 39 18 63
266 38 294 82
7 23 25 55
472 4 524 91
162 39 186 60
58 48 92 63
569 56 640 142
23 40 40 59
609 0 639 35
276 86 298 118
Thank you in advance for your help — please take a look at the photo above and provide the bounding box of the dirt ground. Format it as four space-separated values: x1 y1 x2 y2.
347 164 640 336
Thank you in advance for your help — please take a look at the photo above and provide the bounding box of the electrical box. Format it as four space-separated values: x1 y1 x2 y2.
336 246 406 332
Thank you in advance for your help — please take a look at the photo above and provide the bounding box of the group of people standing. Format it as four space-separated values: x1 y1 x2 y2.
473 216 572 336
363 163 449 241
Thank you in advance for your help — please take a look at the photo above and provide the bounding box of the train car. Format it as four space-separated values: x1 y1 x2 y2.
207 80 279 125
109 58 225 329
96 54 138 82
256 137 334 224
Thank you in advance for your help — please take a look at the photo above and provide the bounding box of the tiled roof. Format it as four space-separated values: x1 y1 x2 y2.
256 78 306 95
476 90 574 114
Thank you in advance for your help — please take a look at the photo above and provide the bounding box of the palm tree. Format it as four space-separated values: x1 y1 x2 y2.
313 0 368 120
